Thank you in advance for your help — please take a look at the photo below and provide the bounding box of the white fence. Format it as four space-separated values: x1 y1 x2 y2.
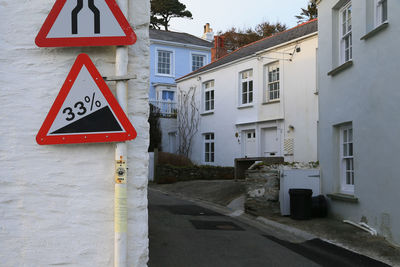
279 168 321 216
149 99 177 116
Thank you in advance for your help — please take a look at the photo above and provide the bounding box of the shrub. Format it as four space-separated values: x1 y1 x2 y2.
158 152 193 167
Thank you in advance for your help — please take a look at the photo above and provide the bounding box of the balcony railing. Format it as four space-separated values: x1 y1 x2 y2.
149 99 177 117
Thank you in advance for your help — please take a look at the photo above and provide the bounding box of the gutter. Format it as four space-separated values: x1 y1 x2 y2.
176 32 318 83
150 39 212 51
235 118 284 126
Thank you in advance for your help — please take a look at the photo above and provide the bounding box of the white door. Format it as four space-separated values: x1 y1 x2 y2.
168 132 177 153
261 127 279 156
244 130 257 157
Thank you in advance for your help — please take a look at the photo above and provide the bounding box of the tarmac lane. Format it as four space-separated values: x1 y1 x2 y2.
148 189 390 267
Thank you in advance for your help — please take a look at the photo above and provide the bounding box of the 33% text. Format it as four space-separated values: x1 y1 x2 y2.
63 93 101 121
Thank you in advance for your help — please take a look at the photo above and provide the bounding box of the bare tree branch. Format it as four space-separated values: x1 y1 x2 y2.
177 86 199 158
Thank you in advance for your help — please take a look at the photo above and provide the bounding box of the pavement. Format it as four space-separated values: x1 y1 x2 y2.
150 180 400 267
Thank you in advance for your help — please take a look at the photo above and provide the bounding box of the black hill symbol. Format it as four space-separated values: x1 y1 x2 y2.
51 106 122 134
72 0 100 35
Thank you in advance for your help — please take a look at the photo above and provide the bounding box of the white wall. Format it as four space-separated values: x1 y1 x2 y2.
318 0 400 245
159 117 177 153
177 34 318 167
0 0 150 265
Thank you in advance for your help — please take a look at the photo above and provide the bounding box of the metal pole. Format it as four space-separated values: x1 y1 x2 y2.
115 0 128 266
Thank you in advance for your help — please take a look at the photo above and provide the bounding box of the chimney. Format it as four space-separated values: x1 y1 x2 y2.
204 23 210 34
202 23 214 42
211 35 227 62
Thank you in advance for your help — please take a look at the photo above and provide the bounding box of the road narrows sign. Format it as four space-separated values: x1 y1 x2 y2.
36 53 137 145
35 0 136 47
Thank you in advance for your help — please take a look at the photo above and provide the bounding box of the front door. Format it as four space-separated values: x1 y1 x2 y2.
244 130 257 157
261 127 279 156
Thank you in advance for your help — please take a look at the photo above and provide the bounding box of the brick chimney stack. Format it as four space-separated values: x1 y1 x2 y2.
211 35 227 62
204 23 210 34
202 23 214 42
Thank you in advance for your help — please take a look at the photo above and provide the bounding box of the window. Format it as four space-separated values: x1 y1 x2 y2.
240 70 253 105
340 124 354 194
267 63 280 101
375 0 388 26
340 2 352 63
157 50 173 75
204 133 215 163
161 90 174 101
192 54 206 71
203 80 214 112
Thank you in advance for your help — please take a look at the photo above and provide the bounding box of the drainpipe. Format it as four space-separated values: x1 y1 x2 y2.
115 0 128 266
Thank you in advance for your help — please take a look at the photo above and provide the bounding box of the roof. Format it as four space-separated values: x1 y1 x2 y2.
177 19 318 81
150 28 213 48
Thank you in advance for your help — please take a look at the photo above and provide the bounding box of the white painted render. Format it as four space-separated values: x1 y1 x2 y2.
177 34 318 167
159 118 178 153
0 0 150 266
318 0 400 245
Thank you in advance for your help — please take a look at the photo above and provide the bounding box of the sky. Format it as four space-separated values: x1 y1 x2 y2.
168 0 311 37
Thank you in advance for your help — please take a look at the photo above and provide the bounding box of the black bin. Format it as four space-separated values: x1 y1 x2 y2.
289 189 312 220
312 195 328 218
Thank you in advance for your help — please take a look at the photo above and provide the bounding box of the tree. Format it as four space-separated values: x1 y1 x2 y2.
255 21 287 37
295 0 318 24
150 0 193 31
177 86 199 158
218 21 287 52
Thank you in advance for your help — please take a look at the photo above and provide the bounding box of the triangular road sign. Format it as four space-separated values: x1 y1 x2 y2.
35 0 136 47
36 53 137 145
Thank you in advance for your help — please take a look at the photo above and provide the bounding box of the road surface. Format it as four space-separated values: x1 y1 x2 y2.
148 189 388 267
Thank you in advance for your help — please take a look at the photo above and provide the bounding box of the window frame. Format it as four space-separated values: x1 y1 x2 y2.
160 90 175 101
266 62 280 102
203 80 215 113
155 48 174 77
339 124 354 194
339 2 353 64
204 133 215 163
375 0 388 26
239 69 254 105
191 53 207 72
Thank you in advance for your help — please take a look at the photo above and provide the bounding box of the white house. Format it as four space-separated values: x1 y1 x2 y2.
176 20 319 167
317 0 400 245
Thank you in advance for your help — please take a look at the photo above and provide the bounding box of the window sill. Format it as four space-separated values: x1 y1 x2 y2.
262 100 280 105
327 193 358 203
237 104 254 109
361 22 389 41
201 111 214 116
327 60 353 76
155 74 175 78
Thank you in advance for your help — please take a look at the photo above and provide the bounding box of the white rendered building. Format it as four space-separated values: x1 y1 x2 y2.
317 0 400 245
176 20 319 167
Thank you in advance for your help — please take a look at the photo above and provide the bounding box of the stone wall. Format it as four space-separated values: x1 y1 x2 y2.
155 165 234 184
0 0 150 266
244 163 320 217
244 166 281 216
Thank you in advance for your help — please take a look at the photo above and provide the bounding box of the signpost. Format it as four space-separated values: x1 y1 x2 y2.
35 0 136 47
36 53 137 145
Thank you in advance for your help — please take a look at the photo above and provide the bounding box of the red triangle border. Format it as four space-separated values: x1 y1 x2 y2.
36 53 137 145
35 0 137 47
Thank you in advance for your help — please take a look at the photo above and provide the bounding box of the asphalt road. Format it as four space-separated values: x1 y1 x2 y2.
148 189 389 267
